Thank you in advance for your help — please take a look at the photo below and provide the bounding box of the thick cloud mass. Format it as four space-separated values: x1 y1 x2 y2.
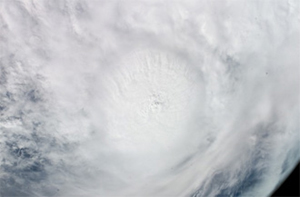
0 0 299 196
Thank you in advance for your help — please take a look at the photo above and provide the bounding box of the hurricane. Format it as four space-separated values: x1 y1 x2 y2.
0 0 299 196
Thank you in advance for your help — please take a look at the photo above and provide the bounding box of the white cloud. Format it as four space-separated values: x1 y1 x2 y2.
0 0 299 196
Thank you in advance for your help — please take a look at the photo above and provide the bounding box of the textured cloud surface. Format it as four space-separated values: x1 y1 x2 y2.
0 0 299 196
